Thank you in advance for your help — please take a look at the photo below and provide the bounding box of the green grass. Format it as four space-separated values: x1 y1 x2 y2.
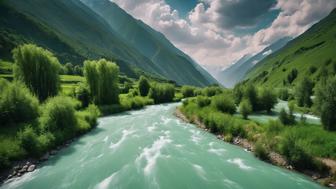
245 9 336 88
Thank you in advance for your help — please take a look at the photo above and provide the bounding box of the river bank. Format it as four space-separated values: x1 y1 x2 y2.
174 107 336 188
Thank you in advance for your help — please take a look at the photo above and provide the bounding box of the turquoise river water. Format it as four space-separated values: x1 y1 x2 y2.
1 103 326 189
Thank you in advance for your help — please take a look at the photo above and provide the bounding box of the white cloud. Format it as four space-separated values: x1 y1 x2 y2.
112 0 336 76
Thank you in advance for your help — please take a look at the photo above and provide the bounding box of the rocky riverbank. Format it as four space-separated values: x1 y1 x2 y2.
174 108 336 188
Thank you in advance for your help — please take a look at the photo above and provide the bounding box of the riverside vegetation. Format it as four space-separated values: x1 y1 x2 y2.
178 81 336 187
0 44 184 180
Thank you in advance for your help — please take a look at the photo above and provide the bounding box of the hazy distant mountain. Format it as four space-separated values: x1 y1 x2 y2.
217 37 292 88
0 0 217 86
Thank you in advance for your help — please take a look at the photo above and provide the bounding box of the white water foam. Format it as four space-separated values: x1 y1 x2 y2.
109 129 135 150
190 130 202 144
227 158 252 170
192 164 207 180
208 148 226 156
135 135 172 175
103 136 109 143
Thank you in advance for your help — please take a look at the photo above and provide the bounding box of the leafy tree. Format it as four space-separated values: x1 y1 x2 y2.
64 62 74 75
212 94 236 114
73 65 83 75
244 84 258 111
239 99 252 119
84 59 119 105
258 88 277 113
0 80 39 125
315 77 336 130
295 77 314 107
138 76 150 96
278 88 290 101
18 126 41 157
181 86 195 98
287 68 298 84
279 108 296 125
148 83 175 103
75 83 90 108
13 44 61 101
196 96 211 107
233 83 244 104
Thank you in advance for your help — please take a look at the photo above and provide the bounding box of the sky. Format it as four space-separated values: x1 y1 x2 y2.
112 0 336 76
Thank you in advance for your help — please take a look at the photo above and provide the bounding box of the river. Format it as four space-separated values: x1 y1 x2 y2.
1 103 325 189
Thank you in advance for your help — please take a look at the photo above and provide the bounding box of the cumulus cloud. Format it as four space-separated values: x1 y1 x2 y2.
112 0 336 76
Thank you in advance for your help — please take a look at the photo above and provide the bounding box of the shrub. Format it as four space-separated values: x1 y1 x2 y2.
243 85 258 111
18 126 41 157
254 141 269 161
278 88 289 101
84 59 119 105
0 81 39 125
239 99 252 119
181 86 195 98
148 83 175 104
212 95 236 114
39 96 78 144
309 66 317 74
287 68 298 84
13 44 61 101
138 76 150 96
203 86 222 97
279 108 296 125
196 96 211 107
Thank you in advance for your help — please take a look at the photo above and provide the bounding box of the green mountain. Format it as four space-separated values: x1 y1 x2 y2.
218 37 291 88
245 9 336 88
0 0 216 86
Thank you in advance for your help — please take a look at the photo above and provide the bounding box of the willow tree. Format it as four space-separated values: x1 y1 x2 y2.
84 59 119 105
13 44 61 101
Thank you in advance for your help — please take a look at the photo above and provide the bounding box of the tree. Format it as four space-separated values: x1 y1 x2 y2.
212 94 236 114
287 68 298 84
64 62 74 75
13 44 61 101
148 83 175 104
295 77 314 107
75 83 90 108
244 84 258 111
258 88 277 113
73 65 83 75
279 108 295 125
181 86 195 98
138 76 150 96
315 77 336 130
84 59 119 105
239 99 252 119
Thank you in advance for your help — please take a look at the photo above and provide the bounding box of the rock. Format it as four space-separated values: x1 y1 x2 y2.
17 173 21 177
27 164 36 172
22 165 28 170
7 174 13 179
12 171 17 176
50 150 58 155
328 183 335 187
13 166 20 171
26 161 31 166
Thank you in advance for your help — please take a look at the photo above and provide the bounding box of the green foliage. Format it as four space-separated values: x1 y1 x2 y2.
243 85 258 111
315 77 336 130
13 44 61 101
233 83 244 104
84 59 119 105
39 96 78 144
18 126 42 157
279 108 296 125
181 86 195 98
295 77 314 107
148 83 175 104
138 76 150 96
196 96 211 107
254 141 269 161
258 88 277 113
287 68 298 84
0 80 39 125
203 86 222 97
239 99 252 119
211 94 236 114
277 88 290 101
75 83 90 108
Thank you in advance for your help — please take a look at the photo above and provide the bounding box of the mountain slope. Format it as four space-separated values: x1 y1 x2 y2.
1 0 215 86
245 9 336 88
218 37 291 88
80 0 217 86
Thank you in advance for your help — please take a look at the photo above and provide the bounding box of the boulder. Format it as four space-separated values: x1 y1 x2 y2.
27 165 36 172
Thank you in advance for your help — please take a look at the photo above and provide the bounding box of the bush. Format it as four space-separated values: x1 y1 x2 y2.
212 95 236 114
13 44 61 101
39 96 78 144
239 99 252 119
287 68 298 84
203 86 222 97
148 83 175 104
0 81 39 125
278 108 296 125
254 141 269 161
278 88 290 101
243 85 258 111
18 126 41 157
181 86 195 98
138 76 150 96
84 59 119 105
196 96 211 107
